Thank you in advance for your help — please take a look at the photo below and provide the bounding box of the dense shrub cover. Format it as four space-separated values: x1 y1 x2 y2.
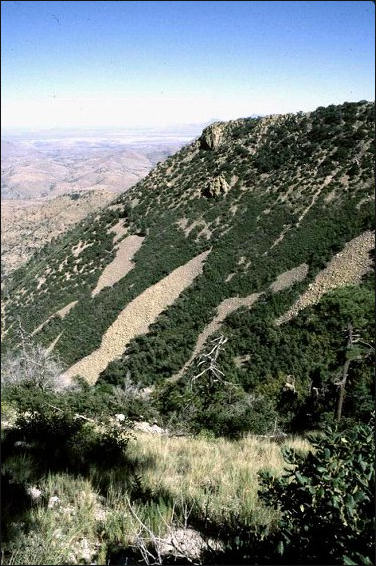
2 101 375 436
2 101 375 566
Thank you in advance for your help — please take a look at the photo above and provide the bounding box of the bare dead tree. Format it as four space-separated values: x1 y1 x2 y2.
190 335 287 439
334 323 354 423
190 335 230 389
1 318 62 392
112 370 143 404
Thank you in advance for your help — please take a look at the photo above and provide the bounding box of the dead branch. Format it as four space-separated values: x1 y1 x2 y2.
191 335 230 389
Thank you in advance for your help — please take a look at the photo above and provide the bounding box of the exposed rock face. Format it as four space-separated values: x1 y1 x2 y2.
203 175 230 198
200 122 227 150
134 421 168 435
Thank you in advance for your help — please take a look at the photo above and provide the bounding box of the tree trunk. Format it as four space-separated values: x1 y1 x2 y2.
336 323 353 422
336 358 350 422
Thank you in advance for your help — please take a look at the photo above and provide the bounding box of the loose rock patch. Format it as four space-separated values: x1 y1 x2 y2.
31 300 78 336
62 250 211 384
108 219 128 243
270 263 309 293
91 235 144 297
276 231 374 325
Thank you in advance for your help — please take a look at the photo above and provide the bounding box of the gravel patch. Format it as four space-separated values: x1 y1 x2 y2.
91 235 144 297
31 300 78 336
270 263 309 293
62 250 211 384
276 231 374 325
108 219 128 243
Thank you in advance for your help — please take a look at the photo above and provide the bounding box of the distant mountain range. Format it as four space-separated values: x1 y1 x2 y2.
1 133 195 200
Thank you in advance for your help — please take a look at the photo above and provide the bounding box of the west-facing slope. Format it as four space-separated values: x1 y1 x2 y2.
2 101 374 426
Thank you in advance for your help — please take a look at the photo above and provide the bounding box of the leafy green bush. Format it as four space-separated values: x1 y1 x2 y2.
258 415 375 565
10 405 133 469
155 364 278 438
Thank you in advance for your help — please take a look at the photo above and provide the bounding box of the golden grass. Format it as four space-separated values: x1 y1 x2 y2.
127 432 310 526
6 474 103 565
4 432 311 565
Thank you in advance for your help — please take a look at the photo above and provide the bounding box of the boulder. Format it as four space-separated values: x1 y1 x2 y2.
134 421 168 435
203 175 230 198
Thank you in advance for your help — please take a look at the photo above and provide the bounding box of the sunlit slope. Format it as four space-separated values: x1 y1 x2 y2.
2 101 374 388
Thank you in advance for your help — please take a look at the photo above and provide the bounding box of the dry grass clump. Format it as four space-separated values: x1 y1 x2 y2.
6 474 104 565
4 432 310 565
127 432 310 526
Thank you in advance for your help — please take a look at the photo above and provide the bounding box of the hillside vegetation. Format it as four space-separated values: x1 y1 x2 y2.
3 100 374 431
1 101 375 565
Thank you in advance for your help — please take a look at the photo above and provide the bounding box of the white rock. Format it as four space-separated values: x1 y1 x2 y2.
26 486 42 501
158 527 222 560
79 538 94 562
200 122 226 150
115 413 126 422
48 496 60 509
14 441 32 448
134 421 168 435
94 507 107 521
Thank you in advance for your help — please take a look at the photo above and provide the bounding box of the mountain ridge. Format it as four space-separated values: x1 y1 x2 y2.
2 100 374 431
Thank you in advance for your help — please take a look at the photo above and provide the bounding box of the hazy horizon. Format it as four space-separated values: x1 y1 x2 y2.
2 1 374 131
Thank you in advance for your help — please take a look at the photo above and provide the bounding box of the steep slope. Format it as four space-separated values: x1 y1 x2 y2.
2 102 374 416
1 190 114 274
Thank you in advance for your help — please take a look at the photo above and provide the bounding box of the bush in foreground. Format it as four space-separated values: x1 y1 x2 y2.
258 415 375 565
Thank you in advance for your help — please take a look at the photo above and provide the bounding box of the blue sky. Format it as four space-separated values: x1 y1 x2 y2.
1 0 374 129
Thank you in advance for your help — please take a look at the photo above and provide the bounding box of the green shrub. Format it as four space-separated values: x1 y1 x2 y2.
155 368 278 438
2 396 133 479
258 415 375 564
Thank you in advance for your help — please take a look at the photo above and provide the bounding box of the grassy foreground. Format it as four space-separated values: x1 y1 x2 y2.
3 430 309 565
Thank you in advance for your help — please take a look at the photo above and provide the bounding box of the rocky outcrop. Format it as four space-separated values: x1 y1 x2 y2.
203 175 230 198
200 122 227 150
